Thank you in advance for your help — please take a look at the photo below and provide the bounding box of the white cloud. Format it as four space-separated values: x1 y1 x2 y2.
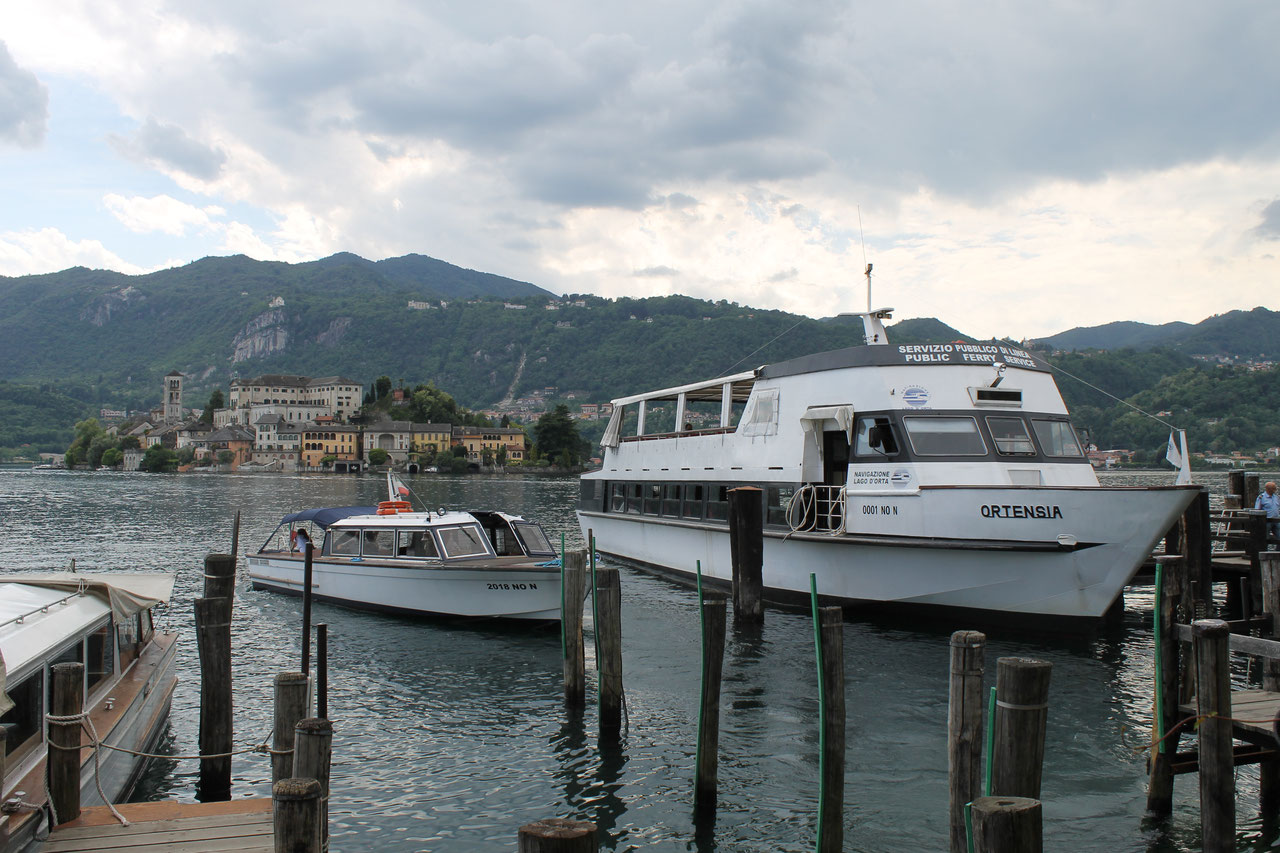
0 227 146 275
103 193 221 236
0 40 48 147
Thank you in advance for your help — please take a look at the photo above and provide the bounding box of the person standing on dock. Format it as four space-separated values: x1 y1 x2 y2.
1256 481 1280 546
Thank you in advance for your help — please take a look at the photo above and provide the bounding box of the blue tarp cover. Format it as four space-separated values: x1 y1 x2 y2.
279 506 379 528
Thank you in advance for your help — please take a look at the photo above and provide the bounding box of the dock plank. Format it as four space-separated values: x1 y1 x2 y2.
42 799 273 853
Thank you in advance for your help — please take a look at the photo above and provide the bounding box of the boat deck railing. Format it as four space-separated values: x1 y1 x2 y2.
0 580 88 630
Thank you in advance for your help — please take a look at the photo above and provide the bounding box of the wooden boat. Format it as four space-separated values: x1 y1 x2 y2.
1 573 177 850
248 475 562 620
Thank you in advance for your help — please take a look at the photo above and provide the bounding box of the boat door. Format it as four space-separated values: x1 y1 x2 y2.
823 431 849 487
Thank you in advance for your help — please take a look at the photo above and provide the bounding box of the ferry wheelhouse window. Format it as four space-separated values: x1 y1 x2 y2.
1 669 43 759
397 530 439 559
855 417 900 457
331 530 361 556
986 417 1036 456
1031 419 1084 457
903 416 988 456
438 525 491 558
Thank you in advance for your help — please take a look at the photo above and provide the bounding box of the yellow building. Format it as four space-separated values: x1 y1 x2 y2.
301 424 361 470
411 423 453 457
451 426 527 463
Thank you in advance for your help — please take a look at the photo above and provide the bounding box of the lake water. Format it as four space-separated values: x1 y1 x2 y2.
1 467 1277 852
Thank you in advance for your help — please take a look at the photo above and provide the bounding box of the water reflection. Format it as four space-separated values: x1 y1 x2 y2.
2 468 1277 851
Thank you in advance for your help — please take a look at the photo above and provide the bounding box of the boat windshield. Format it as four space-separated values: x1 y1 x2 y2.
902 416 988 456
513 523 556 556
437 525 492 558
1032 419 1084 457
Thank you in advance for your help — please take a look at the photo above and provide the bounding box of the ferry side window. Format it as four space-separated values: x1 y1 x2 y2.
706 486 729 521
627 484 643 514
855 417 899 457
903 416 988 456
662 484 681 516
986 416 1036 456
398 530 439 559
117 614 143 668
1032 420 1084 457
1 670 44 759
363 530 395 556
332 530 360 556
87 621 114 692
610 483 627 513
766 486 795 526
645 483 662 515
682 484 705 519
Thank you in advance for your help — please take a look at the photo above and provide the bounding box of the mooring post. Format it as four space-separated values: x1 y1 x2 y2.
194 596 232 802
816 605 845 853
695 598 727 814
948 630 986 852
595 567 624 737
1146 556 1185 816
1245 473 1262 511
272 671 310 784
727 486 764 624
1192 619 1234 852
294 717 333 851
1261 553 1280 814
203 552 237 609
273 777 323 853
990 658 1051 799
231 509 241 566
48 662 84 825
1228 471 1246 507
517 817 598 852
562 549 587 708
970 796 1042 853
1181 489 1213 616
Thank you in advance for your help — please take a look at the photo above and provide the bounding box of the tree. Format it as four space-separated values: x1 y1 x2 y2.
141 445 178 472
374 375 392 400
217 449 236 465
177 446 196 465
202 389 225 424
320 454 336 468
535 405 586 466
496 445 508 468
100 447 123 468
368 447 389 466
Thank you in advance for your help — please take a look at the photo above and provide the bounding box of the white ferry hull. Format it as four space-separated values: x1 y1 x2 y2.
247 555 562 621
580 485 1197 620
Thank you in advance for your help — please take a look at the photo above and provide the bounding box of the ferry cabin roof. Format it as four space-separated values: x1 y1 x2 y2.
590 342 1097 489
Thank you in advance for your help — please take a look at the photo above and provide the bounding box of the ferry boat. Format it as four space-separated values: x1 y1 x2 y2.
248 476 562 620
1 573 177 849
576 308 1199 624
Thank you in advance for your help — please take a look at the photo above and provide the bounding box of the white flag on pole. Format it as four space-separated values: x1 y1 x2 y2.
1166 429 1192 485
1165 431 1182 470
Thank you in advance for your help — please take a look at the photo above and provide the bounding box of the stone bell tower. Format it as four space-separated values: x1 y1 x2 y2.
163 371 184 424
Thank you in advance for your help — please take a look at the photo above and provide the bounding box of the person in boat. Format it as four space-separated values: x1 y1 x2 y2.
1256 481 1280 546
291 527 312 553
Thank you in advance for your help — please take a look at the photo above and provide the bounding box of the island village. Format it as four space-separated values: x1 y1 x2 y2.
43 370 618 473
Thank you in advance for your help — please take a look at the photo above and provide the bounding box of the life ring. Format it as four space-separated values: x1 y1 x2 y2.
377 500 412 515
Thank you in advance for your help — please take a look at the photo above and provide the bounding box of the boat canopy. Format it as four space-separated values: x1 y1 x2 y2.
279 506 379 529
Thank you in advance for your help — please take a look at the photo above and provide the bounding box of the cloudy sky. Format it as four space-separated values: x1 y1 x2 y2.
2 1 1277 339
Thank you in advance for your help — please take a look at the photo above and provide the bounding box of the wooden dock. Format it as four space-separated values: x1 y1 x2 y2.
40 798 273 853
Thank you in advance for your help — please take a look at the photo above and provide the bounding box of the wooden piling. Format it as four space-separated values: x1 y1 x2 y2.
816 606 845 853
1261 553 1280 813
1229 471 1246 505
990 658 1051 799
294 717 333 851
727 486 764 624
1146 556 1185 816
595 567 624 737
1182 489 1213 614
1245 472 1262 510
948 631 986 853
273 777 323 853
273 672 311 784
231 509 241 563
562 550 587 708
194 596 233 802
1192 618 1234 853
695 598 727 814
517 817 597 852
202 553 237 613
970 796 1042 853
48 662 84 825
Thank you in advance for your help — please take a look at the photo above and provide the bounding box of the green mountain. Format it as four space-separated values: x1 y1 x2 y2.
1032 307 1280 359
0 251 1273 462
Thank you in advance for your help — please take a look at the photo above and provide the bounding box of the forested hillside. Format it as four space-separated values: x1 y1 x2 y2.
1 253 1275 461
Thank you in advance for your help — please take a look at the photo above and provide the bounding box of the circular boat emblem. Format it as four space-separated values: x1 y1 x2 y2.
902 386 930 407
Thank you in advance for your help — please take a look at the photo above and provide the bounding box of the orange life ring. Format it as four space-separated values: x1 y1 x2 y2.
377 500 412 515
